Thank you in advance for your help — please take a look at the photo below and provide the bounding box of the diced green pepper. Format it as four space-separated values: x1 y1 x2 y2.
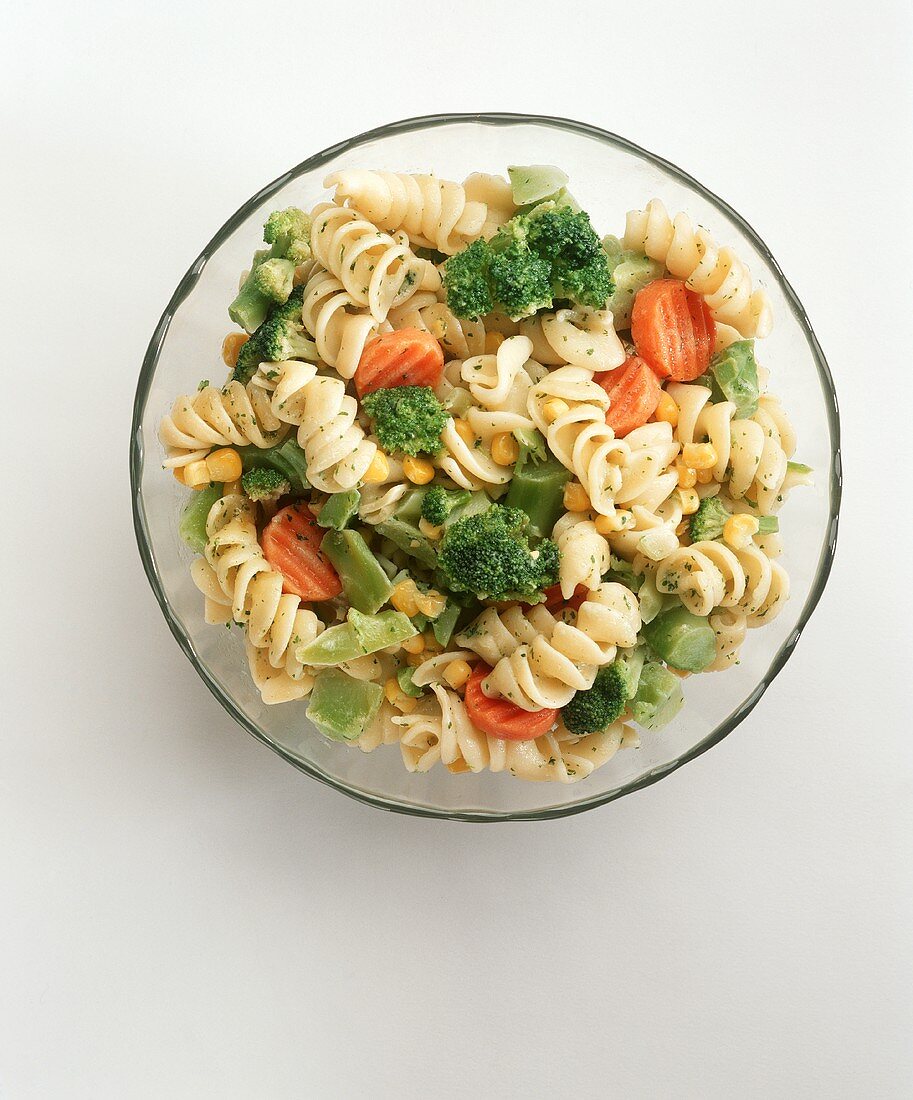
306 669 382 742
503 455 570 539
317 489 361 530
507 164 569 206
630 662 684 730
642 606 716 673
295 622 363 666
236 438 308 492
396 666 424 698
374 518 438 569
704 341 760 418
432 602 461 647
348 608 417 652
178 482 223 553
320 530 392 615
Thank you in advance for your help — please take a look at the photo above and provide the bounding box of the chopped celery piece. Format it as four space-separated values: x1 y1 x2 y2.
758 516 779 534
396 666 424 698
503 455 570 538
630 662 684 730
179 482 223 553
374 517 438 569
601 237 664 328
237 438 308 492
317 489 361 530
307 669 382 742
349 608 417 651
705 341 760 418
637 575 664 624
642 606 715 673
432 602 461 647
507 164 569 206
295 622 362 666
787 461 812 475
320 529 392 614
615 646 647 700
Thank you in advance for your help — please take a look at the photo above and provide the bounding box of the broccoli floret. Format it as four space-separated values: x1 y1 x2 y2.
689 497 732 542
362 386 449 456
229 208 311 332
438 505 560 602
241 466 290 503
562 663 628 735
442 240 494 320
444 199 614 321
232 287 314 383
421 486 471 527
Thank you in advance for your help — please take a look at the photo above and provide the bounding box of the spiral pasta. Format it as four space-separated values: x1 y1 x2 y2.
159 381 290 467
388 293 486 360
434 416 513 490
190 494 324 703
655 540 789 622
528 366 629 515
539 308 627 370
552 513 611 598
623 199 773 338
250 360 378 493
391 684 628 782
310 202 439 322
459 334 533 409
457 582 641 711
300 266 380 379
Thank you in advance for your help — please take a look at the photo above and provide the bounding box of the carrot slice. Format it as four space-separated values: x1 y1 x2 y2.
543 584 588 614
354 328 444 397
464 664 557 741
631 279 715 381
261 504 342 601
595 356 662 436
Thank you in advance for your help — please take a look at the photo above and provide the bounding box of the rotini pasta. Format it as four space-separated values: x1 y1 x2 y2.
552 513 611 598
300 266 381 379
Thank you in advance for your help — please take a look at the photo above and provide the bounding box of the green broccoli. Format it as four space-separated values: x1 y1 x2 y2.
438 505 559 602
241 466 290 503
562 663 628 735
229 207 312 333
444 200 614 321
689 497 779 543
421 486 472 527
361 386 449 456
232 286 315 383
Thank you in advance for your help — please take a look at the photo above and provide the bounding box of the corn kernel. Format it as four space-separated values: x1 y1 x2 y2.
443 659 472 690
362 450 390 484
595 510 633 535
183 459 212 489
423 632 443 655
172 466 187 486
723 514 760 550
542 398 570 424
401 633 426 655
453 418 475 446
205 446 243 483
418 517 443 540
696 468 714 485
394 695 418 714
384 678 401 705
682 442 718 470
563 482 590 513
403 456 435 485
653 390 679 427
679 487 700 515
491 431 520 466
223 480 242 497
391 581 420 618
484 331 505 354
415 590 446 619
221 332 249 369
447 759 471 774
676 463 697 489
405 651 424 667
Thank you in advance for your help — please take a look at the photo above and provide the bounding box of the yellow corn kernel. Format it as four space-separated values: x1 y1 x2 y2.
484 331 505 354
696 468 714 485
401 633 426 655
418 517 443 541
443 659 472 690
405 651 425 667
403 456 435 485
172 466 188 486
453 418 475 446
679 487 700 515
205 447 243 483
491 431 520 466
542 398 570 424
595 510 633 535
183 459 212 489
416 591 447 619
447 758 471 774
362 450 390 485
384 678 401 705
221 332 249 369
676 462 697 489
394 695 418 714
423 632 443 654
223 479 242 497
723 513 760 550
682 442 718 471
391 580 420 618
653 390 679 427
563 482 590 513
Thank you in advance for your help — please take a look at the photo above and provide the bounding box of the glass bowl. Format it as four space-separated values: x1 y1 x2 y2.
131 113 841 821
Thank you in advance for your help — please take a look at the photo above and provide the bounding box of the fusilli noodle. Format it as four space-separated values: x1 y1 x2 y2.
159 382 290 467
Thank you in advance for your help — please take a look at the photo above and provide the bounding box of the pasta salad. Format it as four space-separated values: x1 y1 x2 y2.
159 165 811 784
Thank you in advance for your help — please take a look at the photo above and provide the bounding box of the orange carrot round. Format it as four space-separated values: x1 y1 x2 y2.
261 504 342 601
354 328 444 397
631 279 715 381
464 664 557 741
595 356 662 436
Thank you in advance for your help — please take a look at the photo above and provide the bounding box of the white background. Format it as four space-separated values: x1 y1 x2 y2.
3 1 912 1096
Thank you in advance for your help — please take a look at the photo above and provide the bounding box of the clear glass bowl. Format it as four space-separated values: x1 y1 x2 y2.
131 113 841 821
